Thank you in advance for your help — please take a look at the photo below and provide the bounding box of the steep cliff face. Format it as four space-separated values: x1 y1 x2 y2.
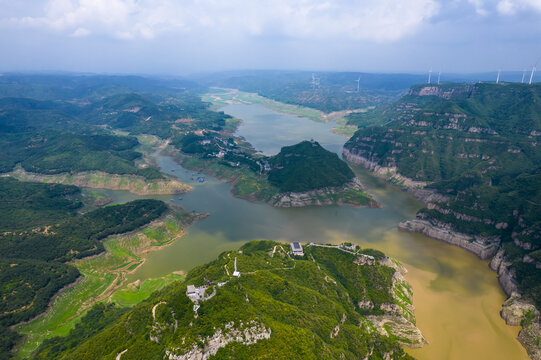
500 293 541 360
344 83 541 359
343 83 541 270
398 219 499 260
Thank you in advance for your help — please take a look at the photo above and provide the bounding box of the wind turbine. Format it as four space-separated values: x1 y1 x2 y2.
355 76 360 92
522 68 527 83
437 70 441 85
529 59 539 85
428 68 432 84
496 69 501 84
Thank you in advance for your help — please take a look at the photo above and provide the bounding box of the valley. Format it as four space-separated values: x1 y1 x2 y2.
1 1 539 358
0 74 535 360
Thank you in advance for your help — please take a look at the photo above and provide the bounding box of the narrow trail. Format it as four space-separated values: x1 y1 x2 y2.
152 301 166 321
116 349 128 360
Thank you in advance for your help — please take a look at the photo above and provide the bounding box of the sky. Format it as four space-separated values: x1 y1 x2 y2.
0 0 540 75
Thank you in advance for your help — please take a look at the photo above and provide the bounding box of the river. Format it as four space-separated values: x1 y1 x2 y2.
98 103 528 359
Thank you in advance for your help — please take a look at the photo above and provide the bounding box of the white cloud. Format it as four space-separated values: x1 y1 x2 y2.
70 27 90 37
467 0 541 16
497 0 541 14
468 0 489 15
2 0 440 42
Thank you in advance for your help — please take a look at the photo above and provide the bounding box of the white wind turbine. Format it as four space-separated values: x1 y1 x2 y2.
529 59 539 85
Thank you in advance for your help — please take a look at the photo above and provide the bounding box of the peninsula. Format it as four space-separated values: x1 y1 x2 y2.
33 240 424 359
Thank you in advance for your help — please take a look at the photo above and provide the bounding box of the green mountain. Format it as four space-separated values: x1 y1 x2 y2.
268 140 355 193
34 240 423 359
0 178 168 359
343 83 541 355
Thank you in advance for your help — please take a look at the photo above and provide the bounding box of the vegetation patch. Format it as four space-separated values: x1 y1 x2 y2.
30 241 420 359
15 208 200 359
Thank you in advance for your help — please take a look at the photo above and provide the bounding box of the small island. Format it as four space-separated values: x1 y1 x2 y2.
171 135 377 208
266 140 376 207
33 240 424 359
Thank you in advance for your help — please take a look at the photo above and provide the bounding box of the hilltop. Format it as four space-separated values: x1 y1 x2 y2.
268 140 355 192
170 137 376 207
343 82 541 359
265 141 375 207
34 240 424 359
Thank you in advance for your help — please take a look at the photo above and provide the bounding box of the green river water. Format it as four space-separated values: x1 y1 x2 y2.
97 103 527 359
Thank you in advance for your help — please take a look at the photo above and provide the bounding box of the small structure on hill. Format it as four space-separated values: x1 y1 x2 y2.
291 242 304 256
233 256 241 277
186 285 207 301
340 243 357 252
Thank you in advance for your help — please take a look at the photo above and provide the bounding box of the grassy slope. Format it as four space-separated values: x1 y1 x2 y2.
32 241 416 360
9 166 191 195
15 209 199 359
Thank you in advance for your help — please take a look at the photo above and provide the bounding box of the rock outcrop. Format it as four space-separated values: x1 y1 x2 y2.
268 177 378 208
398 219 499 260
501 294 539 326
408 85 473 99
501 294 541 360
518 322 541 360
343 148 426 189
490 249 519 296
365 257 427 348
166 321 271 360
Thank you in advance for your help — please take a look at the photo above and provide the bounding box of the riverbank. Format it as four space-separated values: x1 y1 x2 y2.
166 148 376 208
14 206 205 359
344 147 540 359
203 88 361 137
267 177 378 208
7 166 191 195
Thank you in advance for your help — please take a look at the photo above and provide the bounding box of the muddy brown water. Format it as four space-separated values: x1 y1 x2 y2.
97 103 527 359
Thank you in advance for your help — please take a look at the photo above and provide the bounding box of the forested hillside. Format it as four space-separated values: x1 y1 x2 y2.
0 178 167 359
268 140 355 192
33 240 422 359
343 83 541 319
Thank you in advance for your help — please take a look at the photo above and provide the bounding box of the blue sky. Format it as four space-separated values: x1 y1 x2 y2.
0 0 539 74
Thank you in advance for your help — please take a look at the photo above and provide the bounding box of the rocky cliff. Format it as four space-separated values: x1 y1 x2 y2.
268 177 378 208
344 82 541 359
398 219 499 260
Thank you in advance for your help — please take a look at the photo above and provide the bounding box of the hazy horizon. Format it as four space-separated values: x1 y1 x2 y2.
1 1 540 75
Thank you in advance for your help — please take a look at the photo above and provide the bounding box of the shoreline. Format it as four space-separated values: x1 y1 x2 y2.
166 148 378 209
397 219 499 260
343 147 540 360
205 88 362 138
14 207 205 359
6 167 191 195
